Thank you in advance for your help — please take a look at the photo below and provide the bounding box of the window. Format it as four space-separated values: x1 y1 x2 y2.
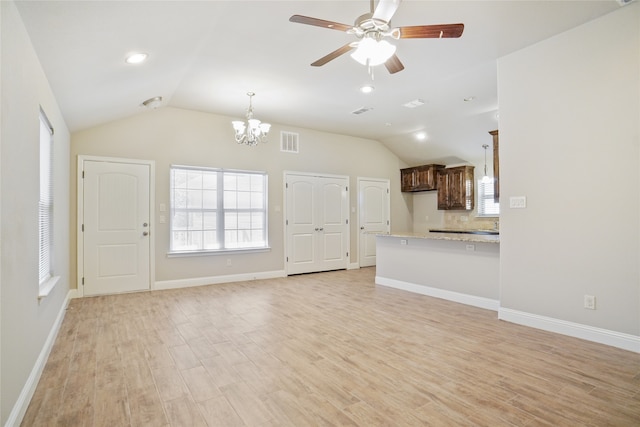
39 110 54 285
170 166 268 253
477 179 500 217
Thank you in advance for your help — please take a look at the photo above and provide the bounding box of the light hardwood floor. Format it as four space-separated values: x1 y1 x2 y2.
23 268 639 426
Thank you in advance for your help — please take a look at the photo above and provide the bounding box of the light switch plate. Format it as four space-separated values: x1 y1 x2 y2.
510 196 527 209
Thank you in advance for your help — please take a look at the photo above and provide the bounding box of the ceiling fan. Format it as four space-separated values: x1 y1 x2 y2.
289 0 464 74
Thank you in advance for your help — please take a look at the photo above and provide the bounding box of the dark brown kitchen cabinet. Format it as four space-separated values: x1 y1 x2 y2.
400 164 445 192
437 165 475 210
489 129 499 202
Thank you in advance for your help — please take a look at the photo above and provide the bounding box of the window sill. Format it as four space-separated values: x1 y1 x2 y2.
167 247 271 258
38 275 60 302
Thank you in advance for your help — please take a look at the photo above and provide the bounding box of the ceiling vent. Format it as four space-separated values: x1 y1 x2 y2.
281 131 299 153
351 107 373 115
616 0 635 5
402 99 425 108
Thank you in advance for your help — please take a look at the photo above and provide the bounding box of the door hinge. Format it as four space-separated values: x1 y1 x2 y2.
286 183 289 189
286 256 289 262
387 188 389 194
346 219 348 224
346 252 349 257
82 170 85 179
81 224 84 232
286 219 288 225
345 186 348 192
82 277 84 285
387 220 390 225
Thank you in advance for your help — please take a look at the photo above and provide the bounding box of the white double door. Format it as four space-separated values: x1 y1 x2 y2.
286 173 349 275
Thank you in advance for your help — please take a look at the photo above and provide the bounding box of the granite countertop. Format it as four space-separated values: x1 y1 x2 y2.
379 231 500 244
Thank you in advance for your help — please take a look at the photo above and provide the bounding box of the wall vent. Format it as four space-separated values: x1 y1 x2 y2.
280 131 299 153
351 107 373 115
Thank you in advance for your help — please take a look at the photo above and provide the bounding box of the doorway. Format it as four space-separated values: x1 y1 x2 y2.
78 156 154 296
358 177 390 267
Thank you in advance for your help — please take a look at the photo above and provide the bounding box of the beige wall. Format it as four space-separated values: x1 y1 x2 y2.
1 1 71 423
71 107 411 286
498 4 640 336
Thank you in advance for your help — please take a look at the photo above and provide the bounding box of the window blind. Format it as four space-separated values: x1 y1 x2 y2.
39 111 54 284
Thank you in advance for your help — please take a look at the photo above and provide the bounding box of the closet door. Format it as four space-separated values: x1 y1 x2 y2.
285 173 349 275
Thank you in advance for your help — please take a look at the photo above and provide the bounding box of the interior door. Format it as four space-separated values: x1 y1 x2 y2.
82 160 151 296
286 173 348 275
358 178 390 267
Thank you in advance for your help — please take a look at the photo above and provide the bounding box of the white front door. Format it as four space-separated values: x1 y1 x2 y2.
82 159 151 296
358 178 390 267
285 173 349 275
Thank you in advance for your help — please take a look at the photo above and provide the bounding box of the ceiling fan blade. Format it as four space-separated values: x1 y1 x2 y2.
289 15 353 32
311 43 355 67
384 54 405 74
373 0 401 22
398 23 464 39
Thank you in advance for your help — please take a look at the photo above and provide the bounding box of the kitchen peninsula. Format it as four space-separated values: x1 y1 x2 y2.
375 232 500 311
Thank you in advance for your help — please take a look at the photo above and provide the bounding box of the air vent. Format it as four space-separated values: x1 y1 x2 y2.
403 99 425 108
351 107 373 115
617 0 635 5
280 131 299 153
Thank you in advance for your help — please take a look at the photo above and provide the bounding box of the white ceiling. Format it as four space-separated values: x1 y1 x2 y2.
15 0 622 166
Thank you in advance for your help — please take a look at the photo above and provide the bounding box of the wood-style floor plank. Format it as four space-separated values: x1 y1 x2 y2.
22 268 640 426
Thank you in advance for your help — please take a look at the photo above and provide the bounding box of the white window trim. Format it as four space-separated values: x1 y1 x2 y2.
168 165 269 255
38 108 57 299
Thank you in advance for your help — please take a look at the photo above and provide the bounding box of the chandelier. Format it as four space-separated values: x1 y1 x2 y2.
231 92 271 146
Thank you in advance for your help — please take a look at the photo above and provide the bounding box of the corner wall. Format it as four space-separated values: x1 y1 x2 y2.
498 4 640 341
1 1 71 424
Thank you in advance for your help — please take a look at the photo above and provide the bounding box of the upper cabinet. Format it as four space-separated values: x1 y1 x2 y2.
400 164 445 192
489 130 499 202
437 165 475 210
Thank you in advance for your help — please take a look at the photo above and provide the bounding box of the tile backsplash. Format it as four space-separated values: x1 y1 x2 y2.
443 212 499 231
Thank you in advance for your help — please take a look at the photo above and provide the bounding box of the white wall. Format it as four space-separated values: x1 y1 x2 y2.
1 1 71 424
71 107 411 286
498 4 639 338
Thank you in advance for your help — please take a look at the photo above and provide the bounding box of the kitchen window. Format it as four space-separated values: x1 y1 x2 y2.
169 165 268 254
477 179 499 217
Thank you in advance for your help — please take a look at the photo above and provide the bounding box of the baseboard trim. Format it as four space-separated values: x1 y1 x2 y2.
375 276 499 311
154 270 287 291
499 308 640 353
6 289 73 427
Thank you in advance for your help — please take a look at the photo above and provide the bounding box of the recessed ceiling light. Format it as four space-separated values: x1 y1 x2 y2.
125 52 148 64
360 84 375 94
415 132 427 141
141 96 162 109
463 96 476 102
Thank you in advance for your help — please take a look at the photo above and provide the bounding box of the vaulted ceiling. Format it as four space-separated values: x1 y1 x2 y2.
15 0 622 166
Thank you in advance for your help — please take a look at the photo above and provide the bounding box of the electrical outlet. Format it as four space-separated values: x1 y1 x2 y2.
400 239 408 245
584 295 596 310
466 244 475 251
226 259 232 267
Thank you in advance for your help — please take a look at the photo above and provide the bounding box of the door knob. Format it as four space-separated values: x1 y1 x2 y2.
143 231 149 236
143 223 148 227
360 226 365 230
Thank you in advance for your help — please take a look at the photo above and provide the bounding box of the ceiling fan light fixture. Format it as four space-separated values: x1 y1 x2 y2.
350 38 396 66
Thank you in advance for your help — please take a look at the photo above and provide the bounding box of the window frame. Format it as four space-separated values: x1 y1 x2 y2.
38 109 59 299
476 178 500 218
168 165 269 256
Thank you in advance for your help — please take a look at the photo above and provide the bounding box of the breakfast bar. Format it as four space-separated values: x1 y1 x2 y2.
375 232 500 311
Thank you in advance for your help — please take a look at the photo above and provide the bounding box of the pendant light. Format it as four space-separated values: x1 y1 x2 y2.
482 144 492 184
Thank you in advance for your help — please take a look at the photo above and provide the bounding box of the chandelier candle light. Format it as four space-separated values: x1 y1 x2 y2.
232 92 271 146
